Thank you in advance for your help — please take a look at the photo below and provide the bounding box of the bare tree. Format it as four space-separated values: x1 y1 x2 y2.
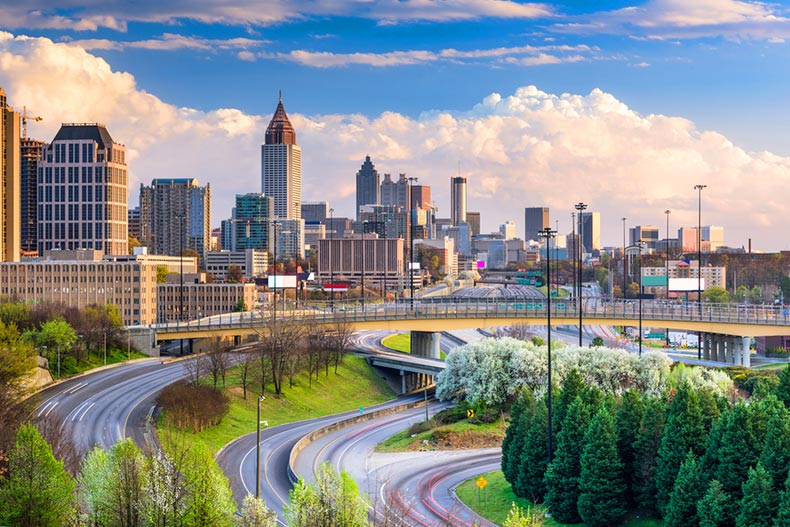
328 320 354 374
495 323 535 341
253 313 306 396
239 355 253 400
206 338 231 388
184 354 209 386
36 412 82 476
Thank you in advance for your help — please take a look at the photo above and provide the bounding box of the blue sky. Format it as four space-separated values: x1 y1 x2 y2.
1 0 790 249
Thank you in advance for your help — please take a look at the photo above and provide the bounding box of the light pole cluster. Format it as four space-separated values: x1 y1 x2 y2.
574 202 587 346
695 184 707 359
408 176 418 310
538 226 557 463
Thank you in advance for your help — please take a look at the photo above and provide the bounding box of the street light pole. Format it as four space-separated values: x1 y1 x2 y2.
694 184 706 360
408 176 418 311
622 217 627 298
255 394 266 499
329 208 334 311
665 209 671 347
361 229 365 309
638 240 644 357
574 202 587 346
539 227 556 463
175 213 185 356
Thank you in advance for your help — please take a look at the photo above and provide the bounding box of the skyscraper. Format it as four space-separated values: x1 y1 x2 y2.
450 176 467 226
524 207 549 243
20 138 45 253
380 173 410 209
580 211 601 252
261 92 301 219
466 211 481 237
230 193 274 252
0 87 20 261
301 201 328 223
139 178 211 261
38 123 127 255
355 155 379 219
411 184 431 211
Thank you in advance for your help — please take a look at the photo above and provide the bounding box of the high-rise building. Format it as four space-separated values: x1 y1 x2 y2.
0 87 20 261
139 178 211 261
580 211 601 252
380 173 410 209
450 176 467 226
38 123 127 255
261 93 301 220
630 225 659 250
20 138 44 254
355 155 380 219
229 193 274 252
677 227 698 253
466 211 480 237
500 220 517 240
127 206 141 241
411 184 431 211
524 207 549 243
301 201 328 223
358 205 409 242
702 226 725 253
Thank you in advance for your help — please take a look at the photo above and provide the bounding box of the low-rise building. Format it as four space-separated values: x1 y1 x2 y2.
317 235 404 292
157 281 257 323
205 249 268 281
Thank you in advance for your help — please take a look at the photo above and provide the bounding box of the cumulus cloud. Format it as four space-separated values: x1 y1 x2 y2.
1 33 788 250
0 1 551 30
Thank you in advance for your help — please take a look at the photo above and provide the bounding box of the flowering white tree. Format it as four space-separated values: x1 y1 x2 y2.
238 494 277 527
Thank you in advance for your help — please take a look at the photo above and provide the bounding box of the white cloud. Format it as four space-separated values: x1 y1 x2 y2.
68 33 268 52
0 1 552 31
1 33 789 250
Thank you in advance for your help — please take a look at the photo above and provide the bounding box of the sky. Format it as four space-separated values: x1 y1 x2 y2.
1 0 790 251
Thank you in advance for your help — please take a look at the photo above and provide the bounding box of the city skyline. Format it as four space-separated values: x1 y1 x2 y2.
1 2 790 249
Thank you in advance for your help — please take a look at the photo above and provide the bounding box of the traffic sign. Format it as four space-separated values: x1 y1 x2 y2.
466 409 475 418
476 476 488 489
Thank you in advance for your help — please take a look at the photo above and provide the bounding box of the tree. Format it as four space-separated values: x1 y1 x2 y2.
233 298 247 312
226 264 244 283
0 320 36 390
140 449 188 527
181 442 235 527
156 266 169 284
759 410 790 488
33 317 78 373
714 402 759 523
0 424 75 527
633 397 666 512
736 463 777 527
552 369 585 442
704 286 730 303
776 363 790 408
664 451 704 527
76 446 110 527
545 397 592 524
577 407 626 527
779 275 790 304
655 385 705 514
697 480 728 527
238 494 277 527
105 440 146 527
515 399 548 502
615 389 644 504
285 463 368 527
590 336 604 347
502 390 535 489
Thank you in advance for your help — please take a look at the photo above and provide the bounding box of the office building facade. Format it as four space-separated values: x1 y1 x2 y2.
380 173 410 209
20 138 44 254
580 211 601 252
1 87 20 261
139 178 211 261
524 207 549 243
630 225 660 250
355 155 380 219
38 123 128 255
261 93 301 219
466 211 480 237
317 235 404 291
301 201 328 223
450 176 467 226
228 193 274 252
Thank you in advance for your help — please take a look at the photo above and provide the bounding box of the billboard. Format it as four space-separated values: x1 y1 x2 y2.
267 275 298 289
669 278 705 292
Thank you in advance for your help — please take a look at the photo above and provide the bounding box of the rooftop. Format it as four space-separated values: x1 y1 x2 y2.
53 123 117 147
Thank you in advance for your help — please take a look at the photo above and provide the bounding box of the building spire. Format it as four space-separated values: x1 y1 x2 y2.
279 89 282 103
265 92 296 145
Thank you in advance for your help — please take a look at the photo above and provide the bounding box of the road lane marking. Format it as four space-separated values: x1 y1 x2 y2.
78 402 96 422
44 401 59 417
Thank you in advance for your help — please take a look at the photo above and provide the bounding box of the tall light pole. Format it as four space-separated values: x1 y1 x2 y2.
622 217 627 298
574 202 587 346
329 208 334 310
637 240 644 357
408 176 418 310
538 227 556 462
694 184 706 360
255 394 266 499
554 219 559 297
175 213 186 356
360 229 366 309
664 209 671 346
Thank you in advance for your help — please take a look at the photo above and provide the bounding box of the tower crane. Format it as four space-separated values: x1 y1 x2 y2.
21 106 42 139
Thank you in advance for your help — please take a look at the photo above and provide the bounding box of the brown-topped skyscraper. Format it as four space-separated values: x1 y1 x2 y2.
261 92 301 220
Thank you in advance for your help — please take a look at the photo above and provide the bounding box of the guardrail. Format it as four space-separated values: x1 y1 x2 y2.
152 298 790 334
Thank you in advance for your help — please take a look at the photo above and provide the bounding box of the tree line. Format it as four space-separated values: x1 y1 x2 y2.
501 364 790 526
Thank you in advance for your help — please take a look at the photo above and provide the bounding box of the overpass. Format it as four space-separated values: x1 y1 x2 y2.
131 297 790 368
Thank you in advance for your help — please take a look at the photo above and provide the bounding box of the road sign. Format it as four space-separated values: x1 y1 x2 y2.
466 409 475 418
476 476 488 489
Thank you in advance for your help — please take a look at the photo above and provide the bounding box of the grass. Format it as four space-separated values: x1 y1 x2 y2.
160 355 396 454
455 470 662 527
55 347 149 378
539 287 570 298
382 333 411 353
754 362 788 370
376 417 505 452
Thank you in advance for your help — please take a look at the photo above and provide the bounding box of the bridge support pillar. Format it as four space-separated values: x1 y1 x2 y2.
128 327 160 357
724 336 734 364
711 335 722 362
701 333 710 361
400 370 406 394
411 331 441 359
742 336 752 367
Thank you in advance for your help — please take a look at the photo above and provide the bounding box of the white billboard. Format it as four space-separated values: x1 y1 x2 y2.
669 277 705 292
267 275 297 289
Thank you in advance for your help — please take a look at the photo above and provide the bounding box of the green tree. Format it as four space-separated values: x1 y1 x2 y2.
655 385 705 514
0 320 36 390
232 298 247 312
545 397 592 524
226 264 244 283
285 463 368 527
633 397 666 512
664 451 704 527
516 399 548 502
141 449 187 527
76 446 111 527
776 363 790 408
736 463 777 527
713 403 759 524
502 390 535 490
615 389 644 504
703 286 730 303
697 480 728 527
156 266 169 284
238 494 277 527
181 442 235 527
32 317 77 374
552 369 585 442
577 407 626 527
759 410 790 488
0 424 75 527
106 440 146 527
775 470 790 527
590 336 604 347
779 275 790 303
0 302 31 329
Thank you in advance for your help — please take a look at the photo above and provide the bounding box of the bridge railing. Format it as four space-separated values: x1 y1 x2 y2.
153 297 790 334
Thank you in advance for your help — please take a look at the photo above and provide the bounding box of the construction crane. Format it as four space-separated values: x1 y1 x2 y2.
21 106 42 139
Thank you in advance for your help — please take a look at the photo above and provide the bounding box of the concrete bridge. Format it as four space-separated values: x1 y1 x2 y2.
130 297 790 369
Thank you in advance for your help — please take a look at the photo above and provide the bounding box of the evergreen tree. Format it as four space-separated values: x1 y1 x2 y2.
552 369 585 441
655 385 706 515
515 399 548 502
775 469 790 527
544 397 593 524
759 410 790 489
664 451 704 527
715 402 759 524
697 388 724 433
616 389 645 503
700 405 729 484
697 480 728 527
0 424 75 527
775 363 790 408
736 463 777 527
632 397 666 512
502 390 535 489
577 407 626 527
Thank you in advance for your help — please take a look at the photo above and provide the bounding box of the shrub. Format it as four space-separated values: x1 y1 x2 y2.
723 366 778 396
766 346 790 358
157 381 229 433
